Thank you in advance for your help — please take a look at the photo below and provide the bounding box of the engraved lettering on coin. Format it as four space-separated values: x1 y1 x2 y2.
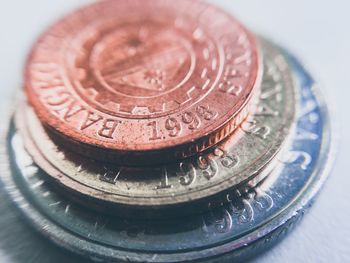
24 0 260 161
17 40 297 207
3 39 333 263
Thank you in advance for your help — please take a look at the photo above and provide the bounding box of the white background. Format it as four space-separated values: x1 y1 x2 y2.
0 1 349 262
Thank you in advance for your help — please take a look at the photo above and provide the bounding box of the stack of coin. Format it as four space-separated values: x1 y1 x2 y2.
0 0 335 262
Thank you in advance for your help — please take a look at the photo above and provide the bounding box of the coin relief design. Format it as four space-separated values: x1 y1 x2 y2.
3 45 332 262
0 0 335 261
25 0 260 161
18 40 296 208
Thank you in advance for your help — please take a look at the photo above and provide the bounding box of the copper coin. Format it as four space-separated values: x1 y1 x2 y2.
24 0 261 164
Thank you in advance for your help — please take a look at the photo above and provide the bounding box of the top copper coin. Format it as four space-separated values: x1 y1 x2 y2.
25 0 261 165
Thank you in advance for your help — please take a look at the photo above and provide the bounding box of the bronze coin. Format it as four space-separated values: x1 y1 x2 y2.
25 0 261 165
17 38 295 216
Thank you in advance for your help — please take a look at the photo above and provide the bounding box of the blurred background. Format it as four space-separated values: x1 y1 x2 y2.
0 0 349 262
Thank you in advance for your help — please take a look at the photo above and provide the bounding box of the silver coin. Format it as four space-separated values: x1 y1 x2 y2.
15 38 297 214
0 40 335 262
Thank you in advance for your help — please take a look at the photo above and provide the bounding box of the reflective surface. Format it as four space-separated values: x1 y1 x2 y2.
0 42 334 262
0 0 346 262
16 39 296 212
24 0 261 165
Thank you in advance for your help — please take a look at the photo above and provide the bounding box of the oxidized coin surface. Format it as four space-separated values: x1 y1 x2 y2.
18 39 296 212
24 0 260 164
2 44 334 262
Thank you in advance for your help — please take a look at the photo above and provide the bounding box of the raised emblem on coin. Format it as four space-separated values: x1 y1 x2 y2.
19 40 295 210
25 0 260 163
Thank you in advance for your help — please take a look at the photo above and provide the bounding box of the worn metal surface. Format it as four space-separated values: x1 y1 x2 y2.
24 0 261 165
15 39 296 215
0 0 347 262
0 42 335 262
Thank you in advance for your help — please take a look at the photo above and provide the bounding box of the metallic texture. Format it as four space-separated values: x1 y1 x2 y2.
17 39 296 216
0 41 335 262
24 0 261 165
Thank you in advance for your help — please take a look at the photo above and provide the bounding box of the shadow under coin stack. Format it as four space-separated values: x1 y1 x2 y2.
0 0 335 262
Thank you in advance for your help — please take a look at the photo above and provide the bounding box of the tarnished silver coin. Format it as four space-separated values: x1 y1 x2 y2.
0 40 335 262
15 39 297 215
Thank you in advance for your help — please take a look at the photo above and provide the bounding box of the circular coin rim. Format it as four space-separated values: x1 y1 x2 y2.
17 39 296 208
0 45 337 262
23 0 262 155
